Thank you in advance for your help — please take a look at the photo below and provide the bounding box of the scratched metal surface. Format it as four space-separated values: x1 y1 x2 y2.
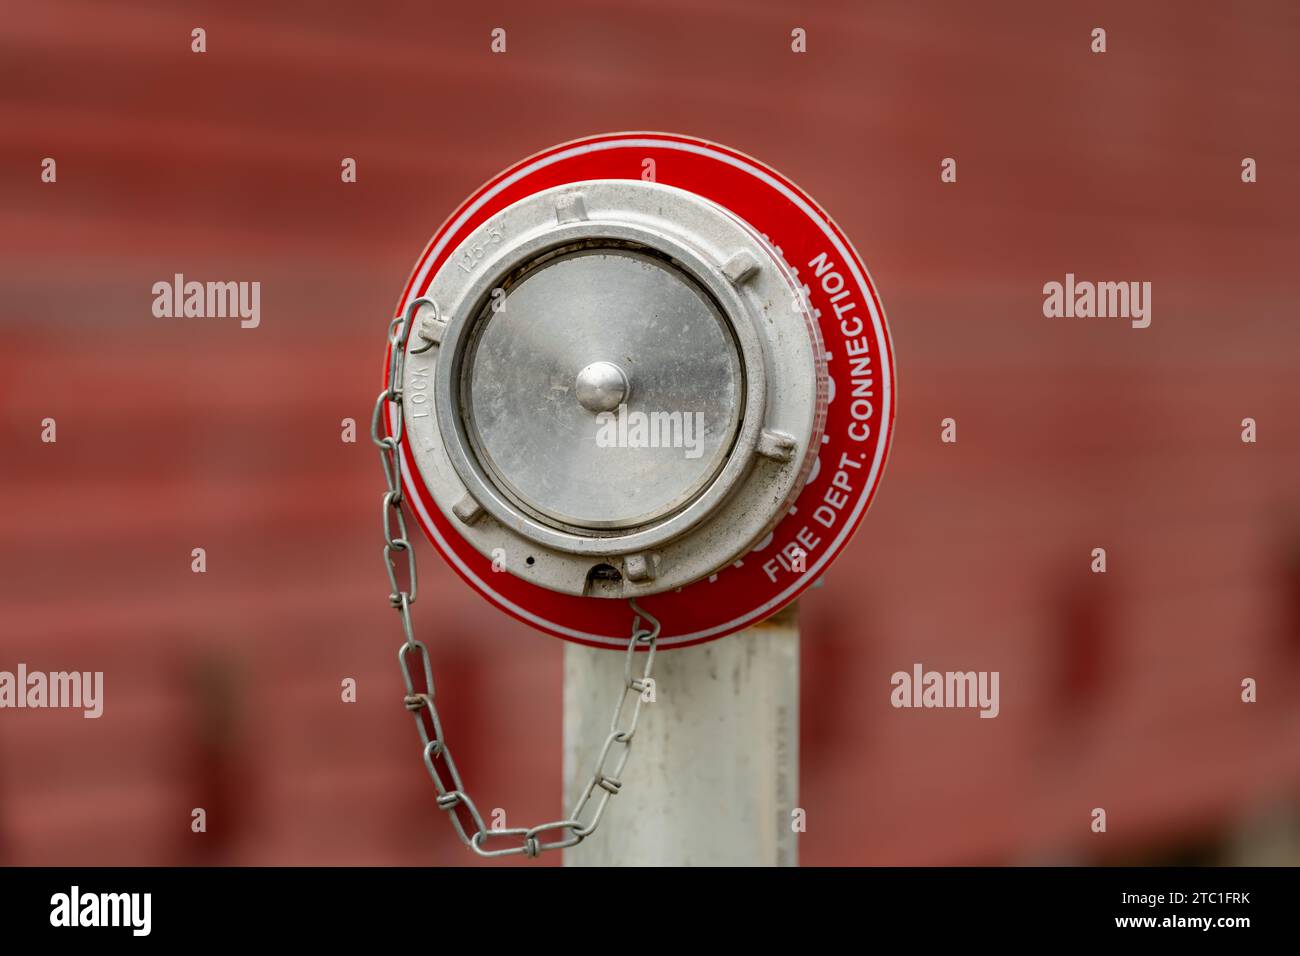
1 0 1298 865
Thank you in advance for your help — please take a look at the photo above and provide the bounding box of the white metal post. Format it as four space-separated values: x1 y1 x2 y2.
562 605 800 866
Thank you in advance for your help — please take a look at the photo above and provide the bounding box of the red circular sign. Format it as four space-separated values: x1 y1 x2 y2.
388 133 895 648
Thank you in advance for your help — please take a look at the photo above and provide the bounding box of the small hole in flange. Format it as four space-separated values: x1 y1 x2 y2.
526 556 535 567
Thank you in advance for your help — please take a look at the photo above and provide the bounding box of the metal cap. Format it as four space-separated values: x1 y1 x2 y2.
463 246 743 531
403 180 825 597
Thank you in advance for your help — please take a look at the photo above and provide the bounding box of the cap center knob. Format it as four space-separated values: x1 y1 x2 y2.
575 361 630 414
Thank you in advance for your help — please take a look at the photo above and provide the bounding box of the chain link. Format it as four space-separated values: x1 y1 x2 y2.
373 298 659 859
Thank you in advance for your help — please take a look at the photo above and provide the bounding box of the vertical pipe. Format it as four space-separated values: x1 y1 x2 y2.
562 604 800 866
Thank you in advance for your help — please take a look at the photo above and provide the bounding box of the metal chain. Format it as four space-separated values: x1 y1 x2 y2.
371 298 660 859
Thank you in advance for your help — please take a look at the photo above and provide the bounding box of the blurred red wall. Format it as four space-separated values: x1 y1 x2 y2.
1 0 1298 865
